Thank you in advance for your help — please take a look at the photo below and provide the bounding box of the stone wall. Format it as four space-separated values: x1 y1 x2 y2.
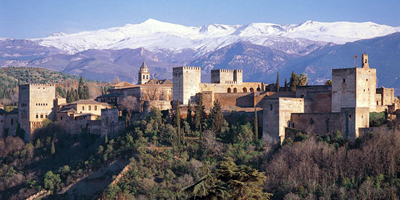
290 112 343 136
296 85 332 113
263 97 304 143
101 108 120 136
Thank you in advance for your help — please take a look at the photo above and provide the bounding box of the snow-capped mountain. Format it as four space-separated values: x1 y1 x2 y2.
34 19 400 55
1 19 400 92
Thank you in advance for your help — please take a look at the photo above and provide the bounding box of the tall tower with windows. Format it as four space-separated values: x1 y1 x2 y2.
138 61 150 85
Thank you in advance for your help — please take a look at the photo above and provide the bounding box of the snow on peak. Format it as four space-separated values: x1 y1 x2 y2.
34 19 400 54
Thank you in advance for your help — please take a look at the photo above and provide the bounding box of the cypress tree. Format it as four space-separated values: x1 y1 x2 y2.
51 141 56 156
276 72 280 92
176 99 182 150
211 99 224 133
254 107 258 141
284 78 288 92
187 99 193 129
194 94 205 132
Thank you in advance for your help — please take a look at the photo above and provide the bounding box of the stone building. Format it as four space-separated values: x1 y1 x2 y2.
105 61 173 111
18 84 56 141
173 67 264 107
263 54 398 143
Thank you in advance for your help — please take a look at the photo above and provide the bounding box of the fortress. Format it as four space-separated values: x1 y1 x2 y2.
0 54 397 144
263 54 397 143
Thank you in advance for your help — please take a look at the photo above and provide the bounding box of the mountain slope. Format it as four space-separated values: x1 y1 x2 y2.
33 19 400 55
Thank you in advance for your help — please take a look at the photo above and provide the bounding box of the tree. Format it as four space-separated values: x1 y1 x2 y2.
285 78 289 92
51 141 56 155
298 73 308 86
120 96 139 126
289 71 299 91
16 123 25 141
184 158 271 200
325 79 332 85
276 72 280 92
210 99 225 133
187 99 193 129
175 99 182 149
194 94 206 132
254 107 258 141
78 75 84 99
44 171 61 191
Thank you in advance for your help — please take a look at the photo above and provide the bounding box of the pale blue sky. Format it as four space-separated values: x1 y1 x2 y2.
1 0 399 39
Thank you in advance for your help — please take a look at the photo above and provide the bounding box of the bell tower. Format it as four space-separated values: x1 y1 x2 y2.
138 61 150 85
362 54 369 69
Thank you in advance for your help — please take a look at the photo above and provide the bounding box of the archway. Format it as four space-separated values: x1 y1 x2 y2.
243 87 247 93
233 88 237 93
227 88 231 93
250 88 254 93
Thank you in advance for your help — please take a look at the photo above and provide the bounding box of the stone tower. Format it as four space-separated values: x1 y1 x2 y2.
138 61 150 85
18 84 55 141
173 66 201 105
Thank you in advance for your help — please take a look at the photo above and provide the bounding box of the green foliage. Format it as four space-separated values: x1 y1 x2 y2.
370 111 386 127
16 123 25 140
44 171 61 191
185 158 271 200
51 141 56 156
210 99 225 133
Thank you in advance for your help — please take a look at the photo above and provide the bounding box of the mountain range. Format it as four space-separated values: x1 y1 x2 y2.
1 19 400 92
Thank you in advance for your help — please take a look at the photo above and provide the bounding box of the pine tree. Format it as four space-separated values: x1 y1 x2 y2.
276 72 280 92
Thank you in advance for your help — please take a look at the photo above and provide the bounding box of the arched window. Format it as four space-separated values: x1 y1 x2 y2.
227 88 231 93
257 87 261 91
270 104 273 110
250 88 254 93
243 87 247 93
233 88 237 93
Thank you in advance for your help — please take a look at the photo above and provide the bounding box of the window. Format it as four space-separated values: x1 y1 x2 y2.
89 106 91 111
95 106 97 110
36 114 38 119
82 106 85 111
233 88 237 93
343 79 345 83
270 104 273 110
40 114 43 118
11 119 13 125
365 59 368 63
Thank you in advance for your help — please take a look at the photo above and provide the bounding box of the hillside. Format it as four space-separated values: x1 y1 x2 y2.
0 67 108 105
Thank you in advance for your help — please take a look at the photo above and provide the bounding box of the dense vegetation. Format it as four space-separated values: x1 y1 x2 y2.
0 67 110 106
1 89 400 199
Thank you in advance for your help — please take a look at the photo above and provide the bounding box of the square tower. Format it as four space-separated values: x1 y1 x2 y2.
173 66 201 105
332 54 376 112
18 84 55 141
211 69 243 84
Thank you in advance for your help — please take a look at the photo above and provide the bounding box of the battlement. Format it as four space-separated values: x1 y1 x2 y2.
19 83 55 87
173 66 201 71
211 69 243 84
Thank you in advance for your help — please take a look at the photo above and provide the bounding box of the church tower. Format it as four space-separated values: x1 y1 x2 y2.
138 61 150 85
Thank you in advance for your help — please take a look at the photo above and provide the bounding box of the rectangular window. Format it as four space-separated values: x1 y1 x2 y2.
82 106 85 111
89 106 91 111
95 106 97 111
40 114 43 118
36 114 38 118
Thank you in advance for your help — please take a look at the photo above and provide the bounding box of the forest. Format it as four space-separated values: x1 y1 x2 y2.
0 93 400 199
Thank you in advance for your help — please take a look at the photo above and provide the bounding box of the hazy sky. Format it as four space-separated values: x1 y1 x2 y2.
1 0 399 39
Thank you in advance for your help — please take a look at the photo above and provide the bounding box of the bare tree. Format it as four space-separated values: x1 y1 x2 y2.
120 96 139 125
